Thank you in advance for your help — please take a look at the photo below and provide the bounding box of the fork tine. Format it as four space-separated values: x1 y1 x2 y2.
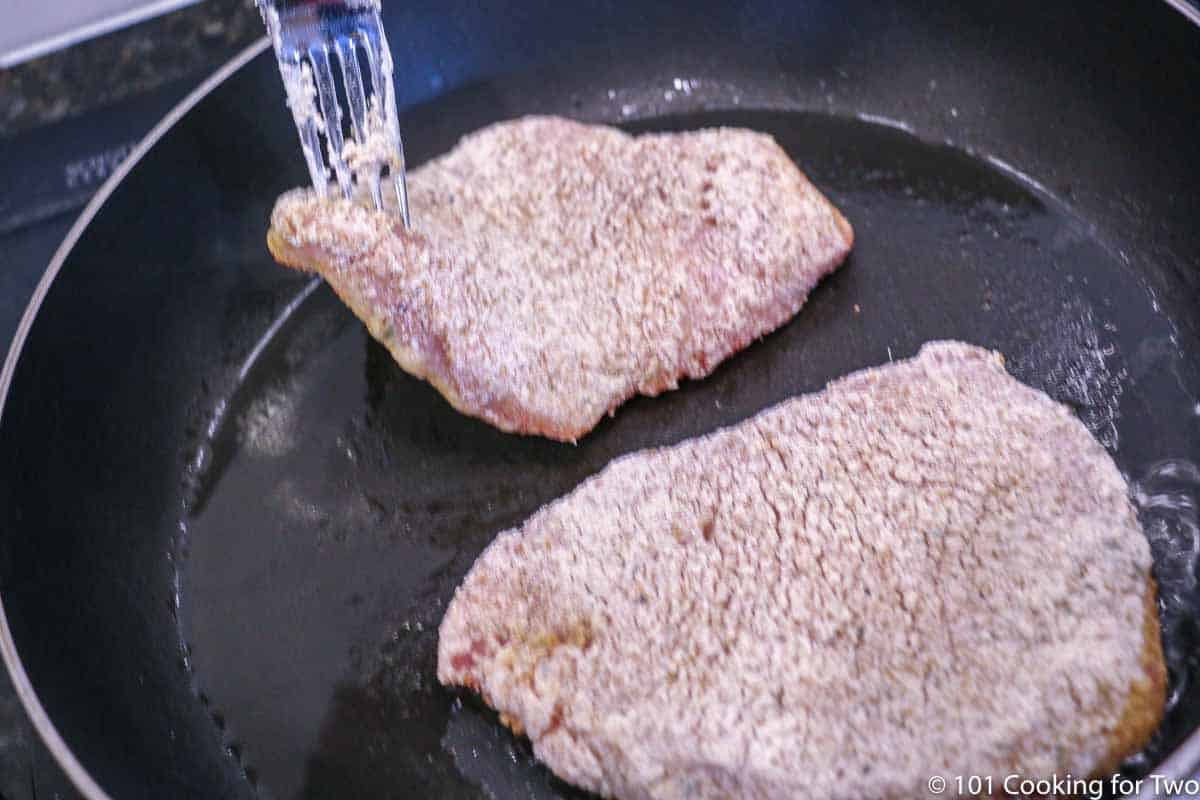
361 23 412 227
277 57 329 196
297 116 329 197
393 171 411 227
308 44 352 199
358 27 386 117
377 36 412 227
367 171 384 212
335 37 368 145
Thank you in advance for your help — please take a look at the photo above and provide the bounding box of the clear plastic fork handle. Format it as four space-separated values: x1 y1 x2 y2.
256 0 411 226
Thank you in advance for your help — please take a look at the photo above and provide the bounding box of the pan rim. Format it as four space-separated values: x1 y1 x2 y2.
3 3 1200 797
0 36 270 800
1165 0 1200 25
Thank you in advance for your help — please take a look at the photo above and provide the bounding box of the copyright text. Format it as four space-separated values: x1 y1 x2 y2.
925 773 1200 798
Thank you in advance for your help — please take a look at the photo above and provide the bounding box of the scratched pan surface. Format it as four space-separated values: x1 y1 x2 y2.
2 1 1199 799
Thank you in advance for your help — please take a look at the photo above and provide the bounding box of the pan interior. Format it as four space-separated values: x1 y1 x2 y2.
180 106 1200 800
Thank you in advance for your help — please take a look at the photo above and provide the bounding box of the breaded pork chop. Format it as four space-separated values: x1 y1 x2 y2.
438 341 1164 800
268 116 853 442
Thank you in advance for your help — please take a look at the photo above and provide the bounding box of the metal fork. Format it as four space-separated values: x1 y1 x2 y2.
256 0 411 226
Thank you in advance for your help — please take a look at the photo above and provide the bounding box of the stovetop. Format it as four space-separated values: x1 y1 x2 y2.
4 2 1199 798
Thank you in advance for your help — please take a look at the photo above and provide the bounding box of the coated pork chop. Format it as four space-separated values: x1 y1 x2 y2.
268 116 853 442
438 341 1165 800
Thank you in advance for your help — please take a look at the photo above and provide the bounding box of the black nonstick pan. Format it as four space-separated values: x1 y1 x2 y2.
2 1 1199 798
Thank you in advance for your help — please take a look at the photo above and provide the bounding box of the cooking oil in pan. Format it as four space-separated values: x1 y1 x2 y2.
1134 462 1200 715
178 106 1200 799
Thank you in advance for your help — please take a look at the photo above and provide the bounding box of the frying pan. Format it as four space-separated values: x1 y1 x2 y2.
3 1 1199 798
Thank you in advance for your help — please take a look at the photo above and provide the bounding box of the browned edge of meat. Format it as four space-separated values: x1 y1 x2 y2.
266 221 494 433
1094 586 1165 779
